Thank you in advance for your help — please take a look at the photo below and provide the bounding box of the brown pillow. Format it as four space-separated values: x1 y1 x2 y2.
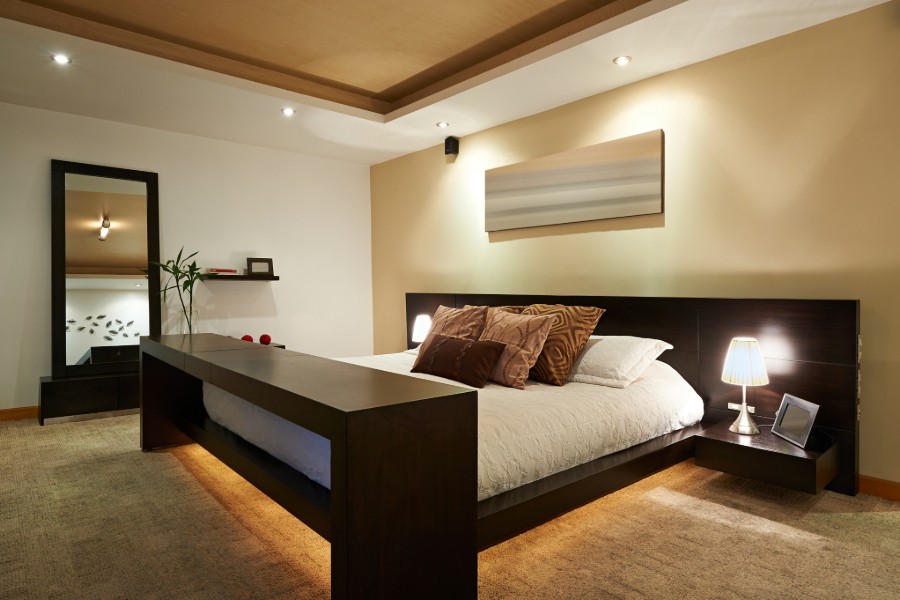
465 304 526 314
522 304 605 386
425 305 488 341
478 309 556 389
411 335 505 388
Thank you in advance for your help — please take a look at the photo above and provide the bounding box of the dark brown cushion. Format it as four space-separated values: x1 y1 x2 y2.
522 304 605 386
425 305 489 341
411 335 506 388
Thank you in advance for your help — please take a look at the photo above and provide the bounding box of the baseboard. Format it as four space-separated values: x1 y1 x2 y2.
860 475 900 502
0 406 39 421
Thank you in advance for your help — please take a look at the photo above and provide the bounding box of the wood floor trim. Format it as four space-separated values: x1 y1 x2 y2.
859 475 900 502
0 406 39 421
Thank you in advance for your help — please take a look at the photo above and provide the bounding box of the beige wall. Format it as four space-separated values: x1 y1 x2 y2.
371 2 900 482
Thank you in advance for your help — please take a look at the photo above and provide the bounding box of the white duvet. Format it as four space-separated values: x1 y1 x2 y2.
203 351 703 501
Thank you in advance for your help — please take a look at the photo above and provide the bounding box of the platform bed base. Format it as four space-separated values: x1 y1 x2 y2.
178 411 332 540
179 406 701 552
477 422 703 549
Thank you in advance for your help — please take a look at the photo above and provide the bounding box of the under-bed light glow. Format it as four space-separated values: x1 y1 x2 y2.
411 314 432 343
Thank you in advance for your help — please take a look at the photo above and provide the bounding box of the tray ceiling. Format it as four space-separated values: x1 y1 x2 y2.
0 0 889 164
0 0 656 114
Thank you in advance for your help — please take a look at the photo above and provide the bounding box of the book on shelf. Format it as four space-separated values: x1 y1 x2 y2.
203 267 239 274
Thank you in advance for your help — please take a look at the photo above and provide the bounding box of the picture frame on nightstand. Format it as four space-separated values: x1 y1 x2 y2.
772 393 820 448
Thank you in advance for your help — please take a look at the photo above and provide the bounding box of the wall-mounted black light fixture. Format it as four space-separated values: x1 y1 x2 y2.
444 136 459 155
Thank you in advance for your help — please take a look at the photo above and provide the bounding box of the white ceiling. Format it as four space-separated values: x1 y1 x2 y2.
0 0 887 166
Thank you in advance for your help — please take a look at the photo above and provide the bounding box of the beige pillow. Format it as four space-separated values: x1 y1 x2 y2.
522 304 605 386
478 308 556 389
425 305 488 341
568 336 673 388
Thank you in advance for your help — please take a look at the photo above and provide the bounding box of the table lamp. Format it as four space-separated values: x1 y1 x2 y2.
721 337 769 435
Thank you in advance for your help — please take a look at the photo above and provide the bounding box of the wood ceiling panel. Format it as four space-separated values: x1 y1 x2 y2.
1 0 654 114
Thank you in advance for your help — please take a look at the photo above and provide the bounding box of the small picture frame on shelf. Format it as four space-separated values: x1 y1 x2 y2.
772 393 820 448
246 257 274 277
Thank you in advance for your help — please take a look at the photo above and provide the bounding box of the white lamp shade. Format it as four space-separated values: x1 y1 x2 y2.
411 314 432 343
721 337 769 386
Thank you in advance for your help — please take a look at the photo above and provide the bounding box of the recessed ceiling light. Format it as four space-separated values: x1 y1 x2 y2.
613 55 632 66
135 283 142 288
281 107 295 117
436 121 450 128
51 53 71 65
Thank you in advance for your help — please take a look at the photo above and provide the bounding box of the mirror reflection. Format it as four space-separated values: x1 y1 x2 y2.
64 174 149 366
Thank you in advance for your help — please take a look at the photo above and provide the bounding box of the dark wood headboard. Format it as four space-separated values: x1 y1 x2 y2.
406 293 860 494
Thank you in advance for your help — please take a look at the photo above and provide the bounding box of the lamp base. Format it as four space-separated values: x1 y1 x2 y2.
729 403 760 435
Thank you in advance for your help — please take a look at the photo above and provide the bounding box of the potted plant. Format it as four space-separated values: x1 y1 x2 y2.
152 247 206 334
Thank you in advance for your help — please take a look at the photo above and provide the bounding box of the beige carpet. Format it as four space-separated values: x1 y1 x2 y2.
2 415 898 599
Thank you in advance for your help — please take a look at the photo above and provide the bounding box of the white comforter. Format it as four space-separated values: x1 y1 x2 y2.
203 351 703 501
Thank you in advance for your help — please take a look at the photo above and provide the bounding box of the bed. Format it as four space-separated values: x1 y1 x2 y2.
140 293 860 600
203 350 705 502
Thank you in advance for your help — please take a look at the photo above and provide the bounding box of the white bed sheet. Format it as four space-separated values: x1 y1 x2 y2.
202 351 703 501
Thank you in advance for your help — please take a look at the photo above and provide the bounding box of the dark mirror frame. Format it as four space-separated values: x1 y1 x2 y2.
51 160 161 378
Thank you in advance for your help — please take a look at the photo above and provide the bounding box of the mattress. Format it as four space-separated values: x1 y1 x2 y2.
202 351 704 501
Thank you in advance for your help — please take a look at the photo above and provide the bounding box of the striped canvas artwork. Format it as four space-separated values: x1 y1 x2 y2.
484 130 664 232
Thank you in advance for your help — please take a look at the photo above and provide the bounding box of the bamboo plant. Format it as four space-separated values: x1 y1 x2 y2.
152 247 206 334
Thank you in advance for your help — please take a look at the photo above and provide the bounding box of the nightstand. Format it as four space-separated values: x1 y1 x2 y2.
694 420 839 493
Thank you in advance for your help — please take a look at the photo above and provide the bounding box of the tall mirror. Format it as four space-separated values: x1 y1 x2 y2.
51 160 160 378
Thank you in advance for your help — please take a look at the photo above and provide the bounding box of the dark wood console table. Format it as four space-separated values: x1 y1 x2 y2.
140 334 477 599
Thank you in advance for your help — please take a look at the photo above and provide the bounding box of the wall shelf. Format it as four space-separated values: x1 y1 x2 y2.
204 275 280 281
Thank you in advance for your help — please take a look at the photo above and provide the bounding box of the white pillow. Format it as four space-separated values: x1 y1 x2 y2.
568 335 673 388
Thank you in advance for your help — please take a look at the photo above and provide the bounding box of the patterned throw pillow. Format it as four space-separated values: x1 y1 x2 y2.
425 305 489 341
465 304 527 314
478 308 556 389
522 304 605 386
411 335 506 388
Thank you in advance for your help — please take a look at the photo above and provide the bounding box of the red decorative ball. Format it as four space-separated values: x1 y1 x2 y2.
241 335 253 342
259 334 272 345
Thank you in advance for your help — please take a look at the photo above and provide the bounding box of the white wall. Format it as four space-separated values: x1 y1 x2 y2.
0 101 373 410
